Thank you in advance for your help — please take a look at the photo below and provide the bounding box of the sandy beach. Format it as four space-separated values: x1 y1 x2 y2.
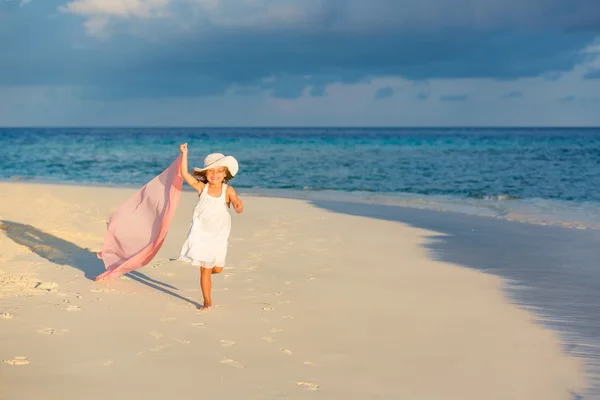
0 181 587 399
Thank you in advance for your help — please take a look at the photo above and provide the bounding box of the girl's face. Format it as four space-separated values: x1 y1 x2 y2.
205 167 227 184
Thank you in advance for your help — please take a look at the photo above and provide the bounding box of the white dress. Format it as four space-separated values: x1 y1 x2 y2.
179 183 231 268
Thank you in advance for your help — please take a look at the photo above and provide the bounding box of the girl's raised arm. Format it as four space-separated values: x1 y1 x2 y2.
179 143 204 194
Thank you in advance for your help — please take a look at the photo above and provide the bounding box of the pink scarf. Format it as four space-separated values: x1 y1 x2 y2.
96 155 183 281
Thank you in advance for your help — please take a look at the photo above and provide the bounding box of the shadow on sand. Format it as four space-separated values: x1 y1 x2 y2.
0 220 200 308
310 200 600 398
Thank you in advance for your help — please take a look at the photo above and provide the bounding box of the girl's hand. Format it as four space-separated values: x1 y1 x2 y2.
179 143 188 154
232 198 243 212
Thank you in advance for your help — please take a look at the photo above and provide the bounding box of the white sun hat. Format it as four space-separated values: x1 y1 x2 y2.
193 153 239 177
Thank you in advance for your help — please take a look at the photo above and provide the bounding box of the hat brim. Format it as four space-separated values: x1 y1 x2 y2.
193 155 239 177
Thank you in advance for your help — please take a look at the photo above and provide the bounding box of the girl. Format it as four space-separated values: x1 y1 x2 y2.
178 143 244 311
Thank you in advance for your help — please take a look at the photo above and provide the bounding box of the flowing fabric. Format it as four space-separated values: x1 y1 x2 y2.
96 155 183 281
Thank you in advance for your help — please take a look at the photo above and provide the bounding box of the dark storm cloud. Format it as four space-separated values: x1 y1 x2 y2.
1 0 599 99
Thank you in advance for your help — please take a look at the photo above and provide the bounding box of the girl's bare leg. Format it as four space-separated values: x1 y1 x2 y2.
200 266 223 310
200 267 213 310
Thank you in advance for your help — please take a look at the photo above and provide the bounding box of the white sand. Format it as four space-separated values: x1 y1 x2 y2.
0 182 587 399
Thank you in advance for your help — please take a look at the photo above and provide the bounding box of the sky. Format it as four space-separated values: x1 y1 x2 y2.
1 0 600 126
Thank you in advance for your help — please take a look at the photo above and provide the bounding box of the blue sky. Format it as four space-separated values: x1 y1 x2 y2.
1 0 600 126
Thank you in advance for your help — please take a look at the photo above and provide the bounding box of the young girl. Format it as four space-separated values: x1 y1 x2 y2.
178 143 244 311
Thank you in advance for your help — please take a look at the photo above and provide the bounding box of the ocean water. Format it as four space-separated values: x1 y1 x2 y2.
1 127 599 229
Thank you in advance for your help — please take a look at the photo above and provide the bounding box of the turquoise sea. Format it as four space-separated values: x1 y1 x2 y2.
1 127 600 229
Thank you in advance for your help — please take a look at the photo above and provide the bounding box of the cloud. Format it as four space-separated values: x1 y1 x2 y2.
558 95 576 102
0 0 30 10
375 86 393 99
584 69 600 79
5 28 593 100
1 0 600 102
503 90 523 98
415 92 430 100
309 85 326 97
263 76 308 99
61 0 324 34
4 71 600 126
61 0 600 32
61 0 170 35
440 94 468 102
62 0 170 18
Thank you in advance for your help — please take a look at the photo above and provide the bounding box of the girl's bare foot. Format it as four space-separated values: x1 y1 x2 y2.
199 302 212 311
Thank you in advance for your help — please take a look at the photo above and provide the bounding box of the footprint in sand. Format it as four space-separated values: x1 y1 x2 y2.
262 307 274 312
297 382 319 391
150 331 164 339
103 360 114 367
191 322 206 328
36 282 59 291
220 340 236 348
150 344 173 352
0 312 14 319
270 328 283 333
280 300 292 304
281 349 292 355
220 359 244 368
282 316 293 320
272 292 283 296
38 328 69 336
3 357 30 366
262 337 273 342
91 288 113 293
66 305 81 312
303 361 317 366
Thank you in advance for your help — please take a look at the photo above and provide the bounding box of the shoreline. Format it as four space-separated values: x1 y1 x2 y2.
313 199 600 396
0 182 591 399
3 178 600 231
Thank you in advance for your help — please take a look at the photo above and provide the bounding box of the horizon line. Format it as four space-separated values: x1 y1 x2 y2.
1 126 600 129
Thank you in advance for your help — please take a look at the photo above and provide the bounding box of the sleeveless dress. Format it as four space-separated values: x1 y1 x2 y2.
178 183 231 268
